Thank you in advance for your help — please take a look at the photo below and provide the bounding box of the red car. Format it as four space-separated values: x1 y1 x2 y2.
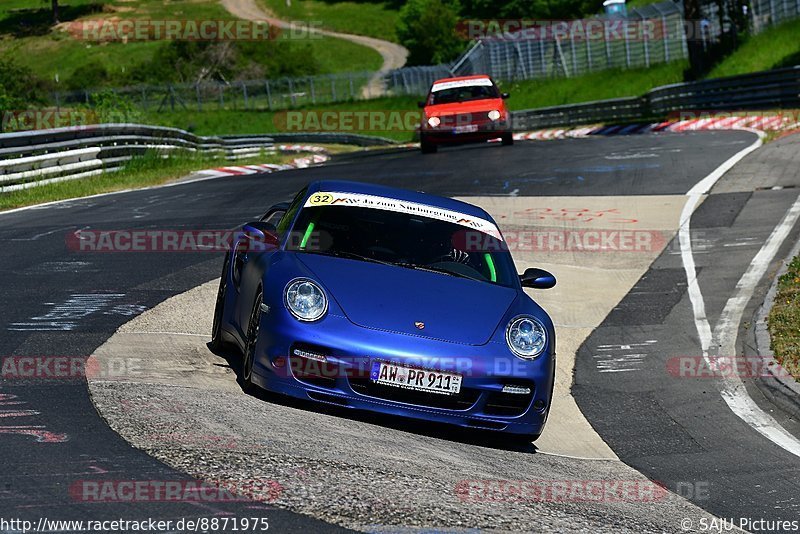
418 75 513 154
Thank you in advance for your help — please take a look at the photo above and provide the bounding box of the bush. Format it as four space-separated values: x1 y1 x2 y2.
90 90 141 123
0 58 50 108
126 40 320 86
397 0 465 65
66 62 112 91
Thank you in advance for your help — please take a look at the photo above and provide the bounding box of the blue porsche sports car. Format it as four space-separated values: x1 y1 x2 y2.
211 180 556 441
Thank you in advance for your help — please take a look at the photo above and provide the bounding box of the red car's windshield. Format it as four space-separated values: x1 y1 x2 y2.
429 84 500 105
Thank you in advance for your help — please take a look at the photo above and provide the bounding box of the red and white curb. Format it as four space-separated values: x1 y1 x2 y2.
513 115 794 141
195 148 329 179
276 144 328 153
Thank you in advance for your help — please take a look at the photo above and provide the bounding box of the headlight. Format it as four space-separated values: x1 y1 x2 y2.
284 278 328 321
488 110 502 121
427 116 441 127
505 316 546 359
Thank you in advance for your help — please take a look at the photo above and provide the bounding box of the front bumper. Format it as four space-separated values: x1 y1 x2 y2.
251 309 554 436
421 120 511 145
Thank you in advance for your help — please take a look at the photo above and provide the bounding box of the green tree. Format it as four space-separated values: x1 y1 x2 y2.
0 58 48 107
397 0 465 65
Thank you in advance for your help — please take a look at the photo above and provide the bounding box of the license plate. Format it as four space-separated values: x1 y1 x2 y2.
370 361 462 395
454 124 478 134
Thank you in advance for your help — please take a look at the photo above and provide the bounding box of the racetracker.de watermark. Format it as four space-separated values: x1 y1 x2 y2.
273 110 425 132
66 229 278 253
454 229 668 253
666 356 796 379
66 19 322 41
458 19 717 42
1 356 145 380
1 110 99 133
455 479 668 502
69 479 282 503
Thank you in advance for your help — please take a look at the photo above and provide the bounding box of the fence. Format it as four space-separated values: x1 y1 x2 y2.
54 71 378 113
751 0 800 32
444 1 688 83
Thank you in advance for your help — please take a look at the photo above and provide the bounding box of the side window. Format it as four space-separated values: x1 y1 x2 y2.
262 210 284 228
276 187 307 235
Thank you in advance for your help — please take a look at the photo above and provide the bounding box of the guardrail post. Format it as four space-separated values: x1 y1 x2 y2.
604 22 611 67
141 87 148 111
266 81 273 111
196 85 202 112
242 83 249 110
331 75 337 101
662 16 669 62
348 73 354 99
219 85 224 109
310 77 316 104
289 78 296 106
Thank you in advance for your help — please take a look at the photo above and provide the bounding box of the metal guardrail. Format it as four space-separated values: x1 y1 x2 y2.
510 65 800 130
265 132 396 146
0 125 397 193
512 97 646 130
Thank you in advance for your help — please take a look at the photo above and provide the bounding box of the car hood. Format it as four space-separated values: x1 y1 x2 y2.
296 253 518 345
425 98 506 117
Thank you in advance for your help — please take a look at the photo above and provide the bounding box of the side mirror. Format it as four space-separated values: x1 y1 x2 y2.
520 268 556 289
242 221 279 249
418 101 427 108
501 92 510 99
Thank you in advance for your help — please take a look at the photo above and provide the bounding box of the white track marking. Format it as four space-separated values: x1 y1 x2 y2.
713 195 800 455
680 130 800 457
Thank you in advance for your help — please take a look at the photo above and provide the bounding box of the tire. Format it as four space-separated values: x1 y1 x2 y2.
420 137 438 154
501 132 514 146
209 253 232 354
241 290 263 395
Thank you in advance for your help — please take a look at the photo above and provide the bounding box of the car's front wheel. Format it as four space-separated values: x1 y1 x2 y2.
209 253 232 354
241 290 263 394
501 132 514 146
420 136 438 154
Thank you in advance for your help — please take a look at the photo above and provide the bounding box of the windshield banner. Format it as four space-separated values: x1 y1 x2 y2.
304 191 504 240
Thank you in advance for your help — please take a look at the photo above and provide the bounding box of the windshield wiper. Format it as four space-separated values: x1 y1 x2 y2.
318 250 396 267
395 262 476 281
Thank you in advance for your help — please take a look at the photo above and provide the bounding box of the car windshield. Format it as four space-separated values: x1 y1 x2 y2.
430 84 499 105
287 203 517 287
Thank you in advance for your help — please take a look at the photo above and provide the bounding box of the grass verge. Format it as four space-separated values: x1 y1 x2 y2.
0 149 302 212
708 17 800 79
502 61 688 109
141 96 422 142
257 0 400 42
767 254 800 381
134 63 690 141
0 0 382 88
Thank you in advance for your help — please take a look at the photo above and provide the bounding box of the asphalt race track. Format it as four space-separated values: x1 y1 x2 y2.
2 129 799 531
